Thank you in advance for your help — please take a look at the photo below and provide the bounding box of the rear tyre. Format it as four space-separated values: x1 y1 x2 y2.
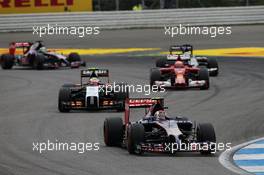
81 61 86 67
58 87 71 112
207 58 219 76
198 68 210 90
197 123 216 155
104 117 123 146
1 54 14 69
115 83 129 111
33 54 45 70
156 58 167 67
67 52 81 62
150 68 162 86
62 83 77 88
127 123 145 154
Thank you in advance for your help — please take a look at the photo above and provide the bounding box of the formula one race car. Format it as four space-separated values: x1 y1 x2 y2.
0 41 86 70
156 44 219 76
58 68 129 112
103 98 216 155
150 59 210 90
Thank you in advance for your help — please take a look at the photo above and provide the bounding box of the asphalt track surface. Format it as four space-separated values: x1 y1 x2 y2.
0 25 264 175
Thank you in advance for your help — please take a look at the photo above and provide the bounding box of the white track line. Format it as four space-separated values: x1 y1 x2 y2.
245 144 264 149
240 166 264 172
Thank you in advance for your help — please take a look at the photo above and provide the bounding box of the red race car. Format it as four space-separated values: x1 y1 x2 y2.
0 41 85 70
150 59 210 90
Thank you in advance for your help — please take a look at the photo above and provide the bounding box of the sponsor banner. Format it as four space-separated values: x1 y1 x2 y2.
0 0 92 14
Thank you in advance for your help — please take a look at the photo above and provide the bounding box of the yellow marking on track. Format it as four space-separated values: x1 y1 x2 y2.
0 48 159 55
1 47 263 57
0 48 8 54
161 47 264 57
194 47 264 57
55 48 159 55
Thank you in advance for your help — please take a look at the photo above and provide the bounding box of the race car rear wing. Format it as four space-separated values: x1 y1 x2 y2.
169 44 193 55
10 42 32 48
80 68 109 85
9 42 32 55
124 98 164 124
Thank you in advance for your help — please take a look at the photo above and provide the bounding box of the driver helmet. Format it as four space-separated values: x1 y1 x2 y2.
183 51 191 58
154 110 167 120
39 47 47 53
89 77 100 85
174 61 184 68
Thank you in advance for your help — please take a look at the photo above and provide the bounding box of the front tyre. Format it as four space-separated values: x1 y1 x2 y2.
197 123 216 155
115 83 129 112
150 68 162 86
33 54 45 70
62 83 77 88
207 58 219 76
58 87 71 112
127 123 145 154
156 58 167 67
67 52 81 62
198 68 210 90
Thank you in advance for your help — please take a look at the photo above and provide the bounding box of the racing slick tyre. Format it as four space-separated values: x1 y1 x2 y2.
58 87 71 112
156 58 167 67
115 83 129 112
127 123 145 154
81 61 86 67
198 68 210 90
67 52 81 62
197 123 216 155
1 54 14 69
207 58 218 76
62 83 77 88
150 68 162 86
33 54 45 70
103 117 123 146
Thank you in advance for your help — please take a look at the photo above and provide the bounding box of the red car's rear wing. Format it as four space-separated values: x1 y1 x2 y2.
124 98 164 124
12 42 31 47
169 44 193 55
